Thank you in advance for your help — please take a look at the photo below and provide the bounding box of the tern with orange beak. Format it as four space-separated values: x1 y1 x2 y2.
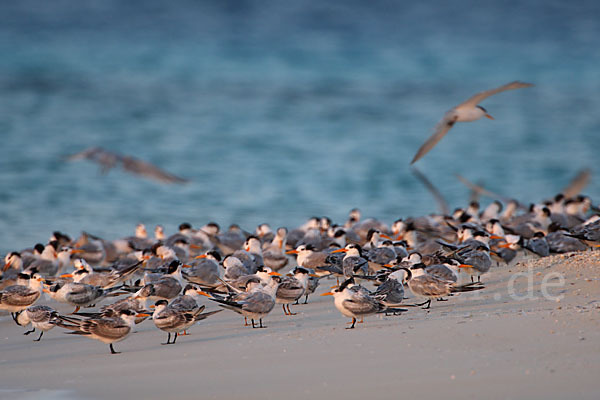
54 308 149 354
183 250 222 288
0 273 44 321
321 277 405 329
411 81 533 164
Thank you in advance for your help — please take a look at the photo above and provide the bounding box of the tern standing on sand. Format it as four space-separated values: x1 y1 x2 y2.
410 81 533 164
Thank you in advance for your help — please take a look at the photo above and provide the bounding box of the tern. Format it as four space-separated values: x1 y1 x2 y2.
65 146 189 184
55 308 149 354
0 274 44 320
400 267 483 309
410 81 533 164
14 305 59 341
208 275 281 328
151 300 221 345
321 277 406 329
276 267 312 315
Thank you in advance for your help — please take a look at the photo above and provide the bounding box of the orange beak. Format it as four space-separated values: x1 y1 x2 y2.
320 292 333 296
190 244 203 250
182 264 192 268
331 248 347 253
195 254 207 259
136 313 151 318
60 273 74 278
3 262 10 272
197 290 212 297
285 250 298 255
70 249 86 254
42 288 50 294
380 234 392 240
498 243 513 248
489 235 504 240
269 271 282 276
458 264 473 269
149 305 156 309
485 114 494 120
309 274 320 278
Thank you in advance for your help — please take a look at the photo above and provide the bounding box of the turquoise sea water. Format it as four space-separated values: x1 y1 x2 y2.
1 0 599 253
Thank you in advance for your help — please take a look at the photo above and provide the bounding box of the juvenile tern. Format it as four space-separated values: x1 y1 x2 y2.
151 300 221 344
276 267 311 315
15 305 59 341
401 267 483 309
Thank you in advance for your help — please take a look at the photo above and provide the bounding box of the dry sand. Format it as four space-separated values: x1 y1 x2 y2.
1 252 599 400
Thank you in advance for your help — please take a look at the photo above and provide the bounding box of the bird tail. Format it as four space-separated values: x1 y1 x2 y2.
194 309 223 321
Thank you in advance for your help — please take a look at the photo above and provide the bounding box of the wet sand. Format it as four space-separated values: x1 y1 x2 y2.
1 252 599 399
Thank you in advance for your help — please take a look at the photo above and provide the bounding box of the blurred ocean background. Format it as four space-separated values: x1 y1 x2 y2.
1 0 599 253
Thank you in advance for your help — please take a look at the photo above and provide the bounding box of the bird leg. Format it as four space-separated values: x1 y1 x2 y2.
282 304 289 315
23 328 36 336
303 294 309 304
294 299 299 305
422 299 432 309
286 304 297 316
244 317 250 326
180 330 189 336
251 319 256 328
109 343 120 354
34 331 44 342
259 318 266 328
172 332 178 344
71 306 81 315
162 332 172 345
414 300 430 307
358 317 364 323
346 318 357 329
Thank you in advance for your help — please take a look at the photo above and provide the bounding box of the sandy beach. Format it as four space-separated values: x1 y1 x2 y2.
1 252 599 400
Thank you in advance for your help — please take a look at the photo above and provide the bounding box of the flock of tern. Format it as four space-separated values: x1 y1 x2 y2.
1 80 597 355
2 189 599 354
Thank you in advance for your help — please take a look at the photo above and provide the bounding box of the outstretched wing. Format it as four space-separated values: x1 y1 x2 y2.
459 81 534 108
411 167 449 215
121 155 188 184
561 168 591 199
410 111 458 164
66 146 189 184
